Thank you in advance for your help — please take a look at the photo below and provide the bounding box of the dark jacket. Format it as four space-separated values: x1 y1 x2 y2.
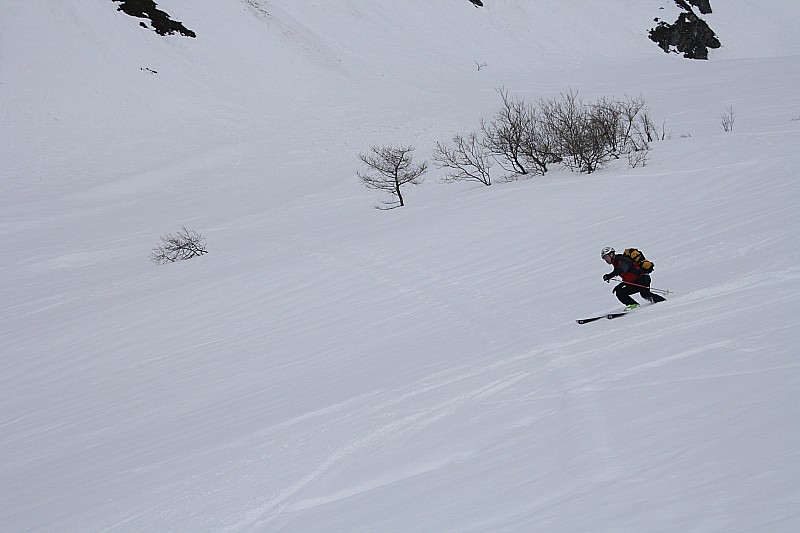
608 254 645 283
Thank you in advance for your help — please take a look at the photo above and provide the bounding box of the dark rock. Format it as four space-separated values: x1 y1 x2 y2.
649 0 719 59
687 0 712 14
112 0 195 37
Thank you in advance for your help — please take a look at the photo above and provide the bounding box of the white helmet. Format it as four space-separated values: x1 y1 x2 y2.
601 246 615 258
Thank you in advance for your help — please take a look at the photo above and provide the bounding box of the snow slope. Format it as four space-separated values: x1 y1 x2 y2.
2 1 800 531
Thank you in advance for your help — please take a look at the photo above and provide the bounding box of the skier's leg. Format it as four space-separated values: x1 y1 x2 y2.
646 292 666 303
637 275 666 303
613 283 637 305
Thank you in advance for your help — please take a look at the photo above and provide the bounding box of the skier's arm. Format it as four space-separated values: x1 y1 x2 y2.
604 256 630 280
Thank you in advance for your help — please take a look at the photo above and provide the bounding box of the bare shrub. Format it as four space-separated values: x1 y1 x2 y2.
627 146 651 168
721 105 735 132
610 95 649 153
480 89 532 176
481 88 558 178
626 101 666 159
438 89 661 181
589 96 628 156
636 112 657 143
433 133 493 186
519 105 561 175
357 145 427 209
540 90 618 173
151 226 208 264
633 111 668 146
538 91 657 173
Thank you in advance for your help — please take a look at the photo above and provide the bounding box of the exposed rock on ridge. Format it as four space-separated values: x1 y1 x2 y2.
649 0 720 59
112 0 195 37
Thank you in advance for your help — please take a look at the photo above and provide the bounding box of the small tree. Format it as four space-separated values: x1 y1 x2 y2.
539 91 653 174
433 133 493 186
594 95 648 155
483 89 524 174
357 145 427 209
541 90 614 173
721 105 735 132
481 88 553 177
627 145 651 168
150 226 208 264
444 89 660 179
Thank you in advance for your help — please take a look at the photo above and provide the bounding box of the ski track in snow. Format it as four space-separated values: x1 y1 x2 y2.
231 351 550 529
229 265 798 530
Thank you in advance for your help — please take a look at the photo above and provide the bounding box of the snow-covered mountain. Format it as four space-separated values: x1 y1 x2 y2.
2 1 799 531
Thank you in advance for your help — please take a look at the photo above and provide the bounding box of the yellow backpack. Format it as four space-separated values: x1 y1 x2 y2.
623 248 654 273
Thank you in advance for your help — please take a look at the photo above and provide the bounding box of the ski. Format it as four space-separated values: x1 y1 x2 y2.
576 315 606 324
608 303 656 319
577 306 639 324
578 300 663 324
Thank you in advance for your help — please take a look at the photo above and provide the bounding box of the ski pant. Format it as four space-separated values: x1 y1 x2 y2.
613 276 666 306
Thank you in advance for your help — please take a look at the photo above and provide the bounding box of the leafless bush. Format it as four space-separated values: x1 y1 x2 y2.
519 106 561 175
540 90 620 174
433 133 493 186
480 89 533 176
150 226 208 264
607 95 649 153
721 105 735 132
627 146 651 168
589 96 628 156
481 88 558 178
633 111 667 145
357 145 427 209
538 91 659 173
627 106 668 162
438 89 661 182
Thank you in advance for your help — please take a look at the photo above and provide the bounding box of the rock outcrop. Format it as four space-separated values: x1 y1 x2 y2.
112 0 195 37
649 0 719 59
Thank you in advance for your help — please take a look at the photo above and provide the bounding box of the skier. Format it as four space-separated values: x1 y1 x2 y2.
601 246 666 310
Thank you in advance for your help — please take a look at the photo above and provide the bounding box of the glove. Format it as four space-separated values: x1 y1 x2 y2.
603 273 613 282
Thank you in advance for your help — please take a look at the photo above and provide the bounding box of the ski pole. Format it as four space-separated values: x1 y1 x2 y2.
607 277 672 295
